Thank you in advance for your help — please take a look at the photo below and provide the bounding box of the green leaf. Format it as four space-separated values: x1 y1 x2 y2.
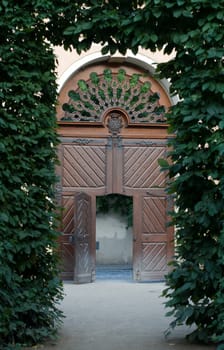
219 120 224 130
158 158 169 169
63 26 76 35
101 45 109 55
0 213 9 222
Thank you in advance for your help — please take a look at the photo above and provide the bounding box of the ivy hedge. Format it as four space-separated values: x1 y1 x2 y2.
1 0 224 349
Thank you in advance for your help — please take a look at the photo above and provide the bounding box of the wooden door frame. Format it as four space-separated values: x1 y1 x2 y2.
57 61 174 282
57 120 173 281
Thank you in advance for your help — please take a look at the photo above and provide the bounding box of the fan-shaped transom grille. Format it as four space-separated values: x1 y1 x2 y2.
62 68 166 123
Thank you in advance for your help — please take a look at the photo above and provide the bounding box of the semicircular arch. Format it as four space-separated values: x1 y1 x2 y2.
57 53 174 123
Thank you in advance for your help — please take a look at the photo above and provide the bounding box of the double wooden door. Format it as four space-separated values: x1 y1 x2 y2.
57 121 173 283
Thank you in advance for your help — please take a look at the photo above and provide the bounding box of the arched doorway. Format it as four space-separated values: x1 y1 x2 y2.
56 60 174 283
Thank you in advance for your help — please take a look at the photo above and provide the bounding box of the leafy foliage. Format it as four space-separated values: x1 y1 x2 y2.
155 2 224 345
51 0 224 345
1 0 224 348
0 2 64 349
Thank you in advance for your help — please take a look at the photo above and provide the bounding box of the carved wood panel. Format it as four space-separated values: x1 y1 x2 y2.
59 196 75 280
123 143 166 189
143 196 166 233
59 138 173 282
134 195 173 281
62 144 107 189
74 192 94 283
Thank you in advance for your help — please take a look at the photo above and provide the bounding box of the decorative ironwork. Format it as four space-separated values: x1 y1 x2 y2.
132 140 167 147
62 68 166 123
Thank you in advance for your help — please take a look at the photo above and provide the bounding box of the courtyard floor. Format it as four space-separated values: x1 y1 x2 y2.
39 272 216 350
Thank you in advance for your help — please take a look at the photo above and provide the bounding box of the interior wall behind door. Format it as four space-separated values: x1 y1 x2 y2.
96 211 133 266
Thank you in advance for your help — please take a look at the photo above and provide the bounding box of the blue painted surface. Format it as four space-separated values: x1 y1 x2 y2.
96 265 133 281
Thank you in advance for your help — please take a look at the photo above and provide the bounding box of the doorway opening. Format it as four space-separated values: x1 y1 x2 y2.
95 194 133 280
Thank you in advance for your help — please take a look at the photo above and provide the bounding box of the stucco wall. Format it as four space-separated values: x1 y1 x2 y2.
96 212 133 266
54 45 175 82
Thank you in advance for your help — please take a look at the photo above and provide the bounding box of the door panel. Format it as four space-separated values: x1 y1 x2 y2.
59 193 95 283
123 143 166 189
59 136 173 282
62 142 107 190
143 196 166 233
74 192 95 284
133 195 173 281
142 242 167 272
59 196 75 280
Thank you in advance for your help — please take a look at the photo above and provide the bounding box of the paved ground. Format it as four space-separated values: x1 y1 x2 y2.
39 279 216 350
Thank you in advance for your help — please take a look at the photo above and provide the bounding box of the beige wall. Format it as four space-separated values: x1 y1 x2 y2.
54 44 175 83
96 212 133 266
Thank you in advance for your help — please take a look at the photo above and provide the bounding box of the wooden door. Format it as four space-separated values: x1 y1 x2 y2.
74 192 95 284
59 192 95 283
122 138 173 281
58 138 108 283
57 63 174 282
133 194 173 281
59 195 75 280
